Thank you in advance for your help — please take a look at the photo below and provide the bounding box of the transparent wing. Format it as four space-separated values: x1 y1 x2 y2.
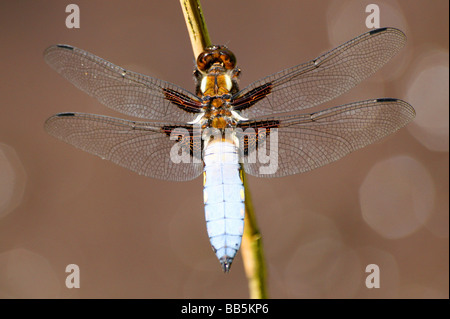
238 98 415 177
44 45 203 122
233 28 407 117
44 113 203 181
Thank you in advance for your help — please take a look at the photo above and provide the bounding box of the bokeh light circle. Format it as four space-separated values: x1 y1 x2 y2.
359 155 435 238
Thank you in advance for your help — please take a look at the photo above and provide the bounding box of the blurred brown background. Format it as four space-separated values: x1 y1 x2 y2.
0 0 448 298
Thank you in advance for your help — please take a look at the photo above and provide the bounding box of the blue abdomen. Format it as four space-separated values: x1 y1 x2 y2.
203 141 245 272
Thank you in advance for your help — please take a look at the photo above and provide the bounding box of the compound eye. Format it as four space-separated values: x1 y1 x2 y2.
196 46 237 71
219 49 236 70
197 51 214 71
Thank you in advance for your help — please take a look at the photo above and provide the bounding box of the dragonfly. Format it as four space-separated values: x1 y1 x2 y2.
44 27 415 272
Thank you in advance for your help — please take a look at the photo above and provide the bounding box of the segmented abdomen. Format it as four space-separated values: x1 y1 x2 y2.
203 141 245 272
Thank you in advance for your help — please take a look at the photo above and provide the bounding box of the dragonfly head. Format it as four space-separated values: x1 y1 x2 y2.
196 45 236 72
194 45 241 97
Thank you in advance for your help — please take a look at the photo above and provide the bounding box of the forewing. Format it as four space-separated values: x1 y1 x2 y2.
44 45 203 122
233 28 407 117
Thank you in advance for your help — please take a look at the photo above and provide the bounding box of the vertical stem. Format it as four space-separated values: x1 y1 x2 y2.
179 0 268 299
180 0 212 60
241 172 268 299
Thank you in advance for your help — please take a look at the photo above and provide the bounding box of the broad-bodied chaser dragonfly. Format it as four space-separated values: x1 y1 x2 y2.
44 27 415 272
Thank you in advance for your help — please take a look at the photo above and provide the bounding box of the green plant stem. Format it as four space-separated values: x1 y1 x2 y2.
241 172 268 299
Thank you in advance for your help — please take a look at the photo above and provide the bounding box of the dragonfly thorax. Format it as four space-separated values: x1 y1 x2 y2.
193 46 244 130
200 96 238 129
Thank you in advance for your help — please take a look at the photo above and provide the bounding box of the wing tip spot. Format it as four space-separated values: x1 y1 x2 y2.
57 112 76 117
56 44 74 50
376 98 398 102
369 27 387 35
